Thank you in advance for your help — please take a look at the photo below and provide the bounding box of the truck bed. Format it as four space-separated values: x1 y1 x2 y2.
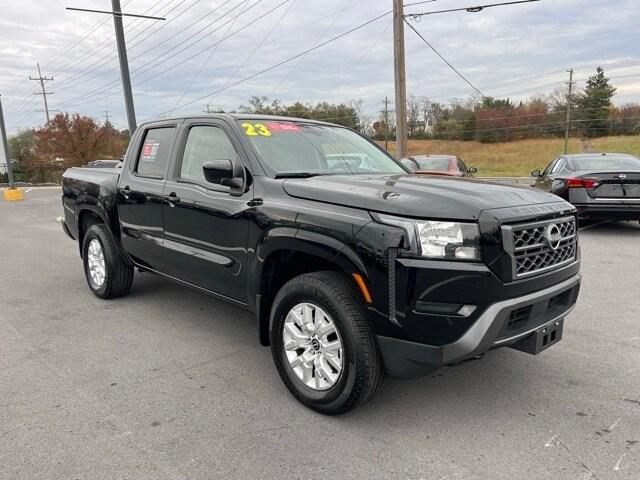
61 166 122 241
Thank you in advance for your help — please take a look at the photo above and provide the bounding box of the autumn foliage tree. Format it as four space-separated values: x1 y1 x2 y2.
33 113 127 167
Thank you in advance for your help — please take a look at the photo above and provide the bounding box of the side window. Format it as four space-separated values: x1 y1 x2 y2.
561 158 576 173
136 127 176 178
180 126 237 183
551 159 566 174
542 158 558 176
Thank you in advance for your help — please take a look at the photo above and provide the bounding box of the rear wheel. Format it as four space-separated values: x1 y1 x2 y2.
270 271 384 415
82 224 133 299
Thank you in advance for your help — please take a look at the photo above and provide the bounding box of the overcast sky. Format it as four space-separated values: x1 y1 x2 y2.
0 0 639 135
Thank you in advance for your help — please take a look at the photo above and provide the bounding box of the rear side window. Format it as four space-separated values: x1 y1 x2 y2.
180 126 237 183
136 127 176 178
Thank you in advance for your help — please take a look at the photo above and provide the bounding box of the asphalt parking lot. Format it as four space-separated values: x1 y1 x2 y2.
1 187 639 480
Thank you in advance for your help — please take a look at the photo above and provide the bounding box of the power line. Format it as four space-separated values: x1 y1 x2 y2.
53 0 179 89
405 0 540 19
171 0 252 111
145 9 393 120
403 1 438 7
54 0 271 109
65 6 166 20
267 0 357 97
202 0 299 109
44 0 135 72
404 19 486 98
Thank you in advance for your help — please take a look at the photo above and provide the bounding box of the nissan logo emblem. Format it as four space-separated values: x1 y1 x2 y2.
545 224 562 250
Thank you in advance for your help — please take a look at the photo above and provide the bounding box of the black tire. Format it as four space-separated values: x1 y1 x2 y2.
82 224 134 299
270 271 384 415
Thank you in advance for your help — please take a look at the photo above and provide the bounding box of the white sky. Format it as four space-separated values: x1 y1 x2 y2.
0 0 639 134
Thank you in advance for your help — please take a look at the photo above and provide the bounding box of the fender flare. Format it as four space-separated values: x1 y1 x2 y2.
253 227 368 346
75 199 131 265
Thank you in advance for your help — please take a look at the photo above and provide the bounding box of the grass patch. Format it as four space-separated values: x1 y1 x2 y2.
589 136 640 155
378 135 639 176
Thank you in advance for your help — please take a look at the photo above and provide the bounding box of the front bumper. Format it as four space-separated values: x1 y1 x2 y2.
378 273 581 379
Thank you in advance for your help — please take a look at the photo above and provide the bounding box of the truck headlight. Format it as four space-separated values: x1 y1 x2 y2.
373 214 481 261
416 221 480 260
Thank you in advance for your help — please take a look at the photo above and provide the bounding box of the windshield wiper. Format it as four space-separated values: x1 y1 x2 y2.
274 172 326 179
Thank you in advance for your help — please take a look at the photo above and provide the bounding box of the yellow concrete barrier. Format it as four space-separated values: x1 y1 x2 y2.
3 188 24 201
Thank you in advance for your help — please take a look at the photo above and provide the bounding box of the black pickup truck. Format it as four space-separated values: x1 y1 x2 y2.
60 114 581 414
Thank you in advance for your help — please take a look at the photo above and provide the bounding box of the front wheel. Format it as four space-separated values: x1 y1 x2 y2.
82 224 134 299
270 272 384 415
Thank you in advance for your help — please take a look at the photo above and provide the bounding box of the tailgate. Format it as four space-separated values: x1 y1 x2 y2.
587 172 640 199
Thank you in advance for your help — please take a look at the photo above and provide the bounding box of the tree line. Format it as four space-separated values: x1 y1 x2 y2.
377 67 638 143
2 66 636 183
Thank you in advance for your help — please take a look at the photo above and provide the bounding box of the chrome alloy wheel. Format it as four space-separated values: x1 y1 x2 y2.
87 238 106 288
282 303 344 391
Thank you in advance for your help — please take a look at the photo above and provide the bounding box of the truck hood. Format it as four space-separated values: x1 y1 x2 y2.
282 174 566 220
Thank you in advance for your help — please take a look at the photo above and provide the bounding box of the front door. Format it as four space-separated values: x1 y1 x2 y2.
161 121 251 304
118 124 178 271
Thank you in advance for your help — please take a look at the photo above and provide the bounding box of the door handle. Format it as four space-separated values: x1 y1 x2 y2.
120 186 131 200
165 193 181 207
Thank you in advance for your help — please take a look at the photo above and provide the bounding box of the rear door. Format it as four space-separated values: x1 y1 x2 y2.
161 119 252 303
118 122 178 271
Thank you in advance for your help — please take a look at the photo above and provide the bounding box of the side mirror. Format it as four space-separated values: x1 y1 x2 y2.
203 160 234 184
202 159 246 195
400 158 417 173
531 169 542 177
468 167 478 174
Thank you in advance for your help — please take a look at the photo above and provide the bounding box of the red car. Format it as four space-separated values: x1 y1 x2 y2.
402 154 477 177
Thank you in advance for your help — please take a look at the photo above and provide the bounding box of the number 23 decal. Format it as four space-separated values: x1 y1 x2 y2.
242 123 272 137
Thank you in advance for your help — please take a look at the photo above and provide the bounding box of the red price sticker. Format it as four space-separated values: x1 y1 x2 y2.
266 122 301 132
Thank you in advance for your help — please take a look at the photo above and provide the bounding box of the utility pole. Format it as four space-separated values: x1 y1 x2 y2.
112 0 136 136
0 95 15 188
203 104 215 114
564 68 574 155
104 110 112 124
393 0 408 160
29 63 54 124
0 94 23 200
66 2 165 137
382 97 391 151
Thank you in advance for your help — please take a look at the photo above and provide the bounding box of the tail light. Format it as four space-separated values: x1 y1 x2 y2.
567 177 599 188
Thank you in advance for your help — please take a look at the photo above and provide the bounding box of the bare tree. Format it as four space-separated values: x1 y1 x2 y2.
407 95 421 137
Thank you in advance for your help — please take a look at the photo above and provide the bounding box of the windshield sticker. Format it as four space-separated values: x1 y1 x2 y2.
242 122 272 137
266 122 301 132
141 141 159 162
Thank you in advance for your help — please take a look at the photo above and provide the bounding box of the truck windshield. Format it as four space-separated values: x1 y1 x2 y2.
237 120 406 176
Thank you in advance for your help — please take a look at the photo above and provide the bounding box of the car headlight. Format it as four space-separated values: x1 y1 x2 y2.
373 214 481 261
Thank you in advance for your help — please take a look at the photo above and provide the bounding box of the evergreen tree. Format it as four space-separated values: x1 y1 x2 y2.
577 67 616 137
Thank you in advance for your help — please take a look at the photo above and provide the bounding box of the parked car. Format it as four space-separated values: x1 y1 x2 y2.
85 159 122 168
402 154 477 177
59 114 581 414
532 153 640 222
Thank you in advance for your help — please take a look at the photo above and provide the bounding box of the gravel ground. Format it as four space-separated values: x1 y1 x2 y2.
1 187 638 480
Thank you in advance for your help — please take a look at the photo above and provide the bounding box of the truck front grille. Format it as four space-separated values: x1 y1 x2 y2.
502 216 577 279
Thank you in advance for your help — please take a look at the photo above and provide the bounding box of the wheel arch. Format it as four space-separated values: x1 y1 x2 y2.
76 201 130 265
253 227 370 346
